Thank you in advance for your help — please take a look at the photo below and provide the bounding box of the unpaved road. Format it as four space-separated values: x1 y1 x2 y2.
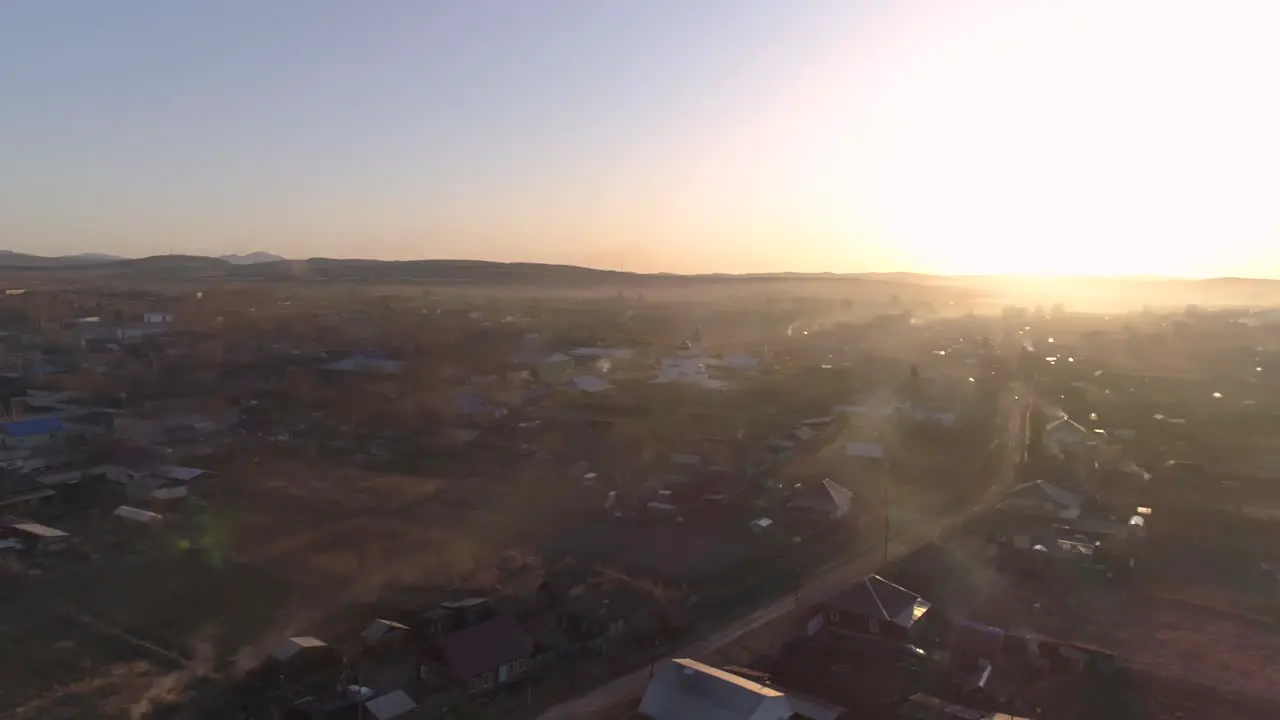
538 387 1029 719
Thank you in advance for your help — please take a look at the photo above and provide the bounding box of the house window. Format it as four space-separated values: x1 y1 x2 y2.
515 658 527 673
482 672 494 688
828 610 840 623
467 677 482 693
869 619 881 634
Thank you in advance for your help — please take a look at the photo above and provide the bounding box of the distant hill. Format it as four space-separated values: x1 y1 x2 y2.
219 252 285 265
0 250 124 267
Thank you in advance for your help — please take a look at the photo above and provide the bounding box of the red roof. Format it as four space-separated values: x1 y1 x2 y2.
437 615 532 679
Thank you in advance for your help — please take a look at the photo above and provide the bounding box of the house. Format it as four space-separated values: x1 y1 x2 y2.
2 521 70 553
998 480 1084 520
788 478 855 520
142 312 174 324
637 658 845 720
806 575 931 644
654 356 728 389
261 636 346 691
0 417 67 449
434 615 532 694
414 596 494 640
1043 416 1094 455
557 581 660 650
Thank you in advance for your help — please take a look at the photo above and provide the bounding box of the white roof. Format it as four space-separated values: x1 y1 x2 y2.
845 442 885 459
361 618 410 643
113 505 162 523
11 522 68 538
364 690 417 720
638 658 793 720
541 352 572 364
270 636 327 661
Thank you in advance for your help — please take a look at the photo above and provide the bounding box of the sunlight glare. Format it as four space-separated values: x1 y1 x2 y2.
850 1 1280 277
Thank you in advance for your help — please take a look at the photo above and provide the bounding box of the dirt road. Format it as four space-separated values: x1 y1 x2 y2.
538 385 1029 719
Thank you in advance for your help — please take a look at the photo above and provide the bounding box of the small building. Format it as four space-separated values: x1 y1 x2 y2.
2 521 70 553
261 636 346 690
434 615 533 694
0 418 67 449
806 575 931 644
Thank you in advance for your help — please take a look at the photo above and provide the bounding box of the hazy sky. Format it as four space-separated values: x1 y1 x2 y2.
3 1 1280 276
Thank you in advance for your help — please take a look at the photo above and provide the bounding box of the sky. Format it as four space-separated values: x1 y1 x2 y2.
3 1 1280 276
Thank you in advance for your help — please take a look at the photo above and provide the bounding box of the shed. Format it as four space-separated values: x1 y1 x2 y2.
6 522 70 552
270 636 330 662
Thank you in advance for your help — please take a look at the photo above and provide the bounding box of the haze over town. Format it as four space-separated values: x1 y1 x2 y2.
6 3 1280 720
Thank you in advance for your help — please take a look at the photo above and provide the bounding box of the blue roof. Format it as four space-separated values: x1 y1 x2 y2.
1 417 66 437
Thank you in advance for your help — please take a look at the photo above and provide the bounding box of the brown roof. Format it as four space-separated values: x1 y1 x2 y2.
437 615 532 679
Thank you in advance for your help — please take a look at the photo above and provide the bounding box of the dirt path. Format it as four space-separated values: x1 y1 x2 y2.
536 385 1029 719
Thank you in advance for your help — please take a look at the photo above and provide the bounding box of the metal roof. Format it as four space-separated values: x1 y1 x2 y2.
1 418 66 437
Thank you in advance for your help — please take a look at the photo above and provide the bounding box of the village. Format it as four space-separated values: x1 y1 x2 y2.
621 305 1280 720
0 280 1277 719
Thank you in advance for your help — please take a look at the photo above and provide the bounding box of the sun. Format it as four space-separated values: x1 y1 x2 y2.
841 1 1280 278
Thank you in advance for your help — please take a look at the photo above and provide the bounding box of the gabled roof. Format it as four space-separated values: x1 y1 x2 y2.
361 618 410 643
638 658 792 720
826 575 929 628
1 417 66 437
437 615 532 679
1001 480 1084 516
788 478 854 516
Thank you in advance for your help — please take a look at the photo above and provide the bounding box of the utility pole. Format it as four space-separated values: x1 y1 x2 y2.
883 472 890 566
